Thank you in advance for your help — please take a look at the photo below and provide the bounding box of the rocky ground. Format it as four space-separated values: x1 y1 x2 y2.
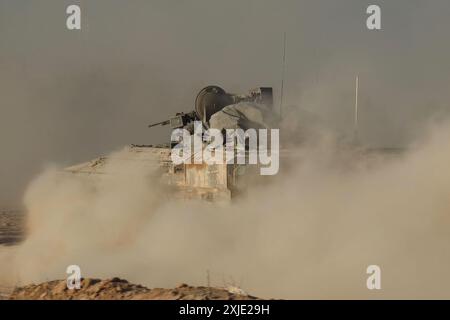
0 211 261 300
9 278 260 300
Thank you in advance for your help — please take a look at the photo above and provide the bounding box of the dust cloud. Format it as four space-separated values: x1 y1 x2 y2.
2 0 450 299
2 0 450 206
1 117 450 299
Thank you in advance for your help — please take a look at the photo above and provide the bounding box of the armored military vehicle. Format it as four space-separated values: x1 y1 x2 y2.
64 86 279 202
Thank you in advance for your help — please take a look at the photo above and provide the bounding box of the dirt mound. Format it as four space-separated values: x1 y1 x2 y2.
9 278 261 300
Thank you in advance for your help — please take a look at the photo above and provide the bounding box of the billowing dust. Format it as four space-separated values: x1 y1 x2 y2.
1 120 450 299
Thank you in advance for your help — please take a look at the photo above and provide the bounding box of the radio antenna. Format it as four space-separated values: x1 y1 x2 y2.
354 76 359 143
279 32 287 119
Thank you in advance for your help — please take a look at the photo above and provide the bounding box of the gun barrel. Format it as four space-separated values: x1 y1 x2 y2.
148 120 170 128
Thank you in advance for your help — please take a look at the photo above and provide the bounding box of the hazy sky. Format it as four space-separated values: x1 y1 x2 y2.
1 0 450 205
